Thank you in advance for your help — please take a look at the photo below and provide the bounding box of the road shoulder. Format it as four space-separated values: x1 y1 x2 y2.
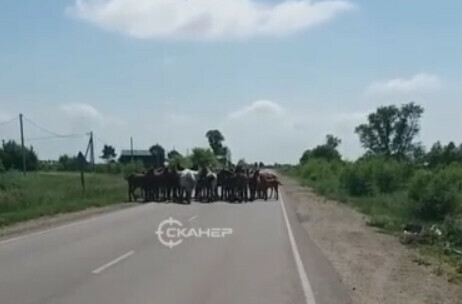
0 203 137 241
280 175 462 304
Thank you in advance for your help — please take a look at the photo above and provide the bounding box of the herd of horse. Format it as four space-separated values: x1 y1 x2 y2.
126 166 282 204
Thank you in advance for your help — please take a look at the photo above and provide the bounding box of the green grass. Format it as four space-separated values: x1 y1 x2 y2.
280 166 462 283
282 166 410 232
0 171 127 227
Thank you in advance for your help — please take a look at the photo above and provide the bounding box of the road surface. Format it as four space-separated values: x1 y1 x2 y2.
0 189 352 304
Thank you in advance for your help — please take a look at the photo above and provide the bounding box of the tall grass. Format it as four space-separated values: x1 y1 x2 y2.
282 158 462 234
0 171 126 227
281 158 462 282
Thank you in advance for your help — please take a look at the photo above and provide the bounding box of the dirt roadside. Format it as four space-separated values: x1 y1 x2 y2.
280 175 462 304
0 203 138 240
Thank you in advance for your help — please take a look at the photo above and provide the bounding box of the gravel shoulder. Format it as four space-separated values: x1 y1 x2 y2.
280 175 462 304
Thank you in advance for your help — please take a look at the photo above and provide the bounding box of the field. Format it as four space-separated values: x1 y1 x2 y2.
0 171 126 227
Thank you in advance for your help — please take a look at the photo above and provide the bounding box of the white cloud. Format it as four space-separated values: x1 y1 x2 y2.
68 0 355 40
0 100 385 163
229 100 286 119
59 103 122 126
60 103 103 119
221 99 368 163
367 73 442 95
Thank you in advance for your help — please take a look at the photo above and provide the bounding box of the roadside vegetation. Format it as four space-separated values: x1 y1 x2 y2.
0 129 240 227
0 171 126 227
281 102 462 283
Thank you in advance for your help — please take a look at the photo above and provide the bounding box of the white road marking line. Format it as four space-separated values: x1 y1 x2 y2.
92 251 135 274
187 215 198 222
279 192 317 304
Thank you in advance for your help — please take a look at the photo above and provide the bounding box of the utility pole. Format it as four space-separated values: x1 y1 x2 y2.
19 113 26 175
89 131 95 171
130 137 134 163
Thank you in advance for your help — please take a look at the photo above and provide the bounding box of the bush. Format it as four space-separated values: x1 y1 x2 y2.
340 161 374 196
58 154 79 171
299 158 343 182
408 167 462 221
168 155 192 170
122 161 145 178
0 158 4 173
38 161 59 171
340 157 410 196
442 216 462 248
94 162 123 174
189 148 219 169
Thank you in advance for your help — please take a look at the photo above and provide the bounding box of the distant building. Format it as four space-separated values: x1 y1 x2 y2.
118 150 153 167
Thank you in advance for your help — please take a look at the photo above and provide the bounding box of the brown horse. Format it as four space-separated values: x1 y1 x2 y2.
258 174 282 200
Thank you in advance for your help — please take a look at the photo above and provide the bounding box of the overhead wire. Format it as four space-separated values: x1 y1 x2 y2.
22 115 87 140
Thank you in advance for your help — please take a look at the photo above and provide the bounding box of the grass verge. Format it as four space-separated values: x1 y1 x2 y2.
280 167 462 284
0 171 126 227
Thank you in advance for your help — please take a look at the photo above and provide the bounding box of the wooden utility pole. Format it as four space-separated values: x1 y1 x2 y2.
19 113 26 175
77 152 86 193
89 131 95 170
130 137 134 163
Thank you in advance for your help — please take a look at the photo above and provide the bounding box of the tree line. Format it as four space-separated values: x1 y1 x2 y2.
299 102 462 168
0 129 240 173
289 102 462 254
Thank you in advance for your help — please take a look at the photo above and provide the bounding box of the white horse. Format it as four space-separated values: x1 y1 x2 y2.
178 169 199 204
206 170 218 202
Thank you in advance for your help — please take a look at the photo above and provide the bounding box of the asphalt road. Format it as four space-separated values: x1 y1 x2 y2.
0 189 352 304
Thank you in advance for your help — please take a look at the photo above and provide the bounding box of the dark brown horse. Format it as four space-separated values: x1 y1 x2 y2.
126 173 146 202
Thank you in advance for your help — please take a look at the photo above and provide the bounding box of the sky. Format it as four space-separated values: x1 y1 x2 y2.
0 0 462 164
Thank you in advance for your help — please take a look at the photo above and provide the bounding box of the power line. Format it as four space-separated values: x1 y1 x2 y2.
95 136 108 145
22 115 66 137
22 115 87 139
26 134 86 141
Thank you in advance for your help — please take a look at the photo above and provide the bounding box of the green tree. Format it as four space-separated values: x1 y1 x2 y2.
299 150 312 164
190 147 218 169
206 130 225 155
237 158 247 167
167 149 181 160
326 134 342 149
149 144 165 168
100 145 116 163
168 154 191 170
299 134 342 164
216 145 231 167
355 103 424 159
58 154 79 171
27 146 39 170
0 140 38 171
425 141 462 167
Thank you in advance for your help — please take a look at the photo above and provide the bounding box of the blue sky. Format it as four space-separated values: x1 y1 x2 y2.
1 0 461 163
